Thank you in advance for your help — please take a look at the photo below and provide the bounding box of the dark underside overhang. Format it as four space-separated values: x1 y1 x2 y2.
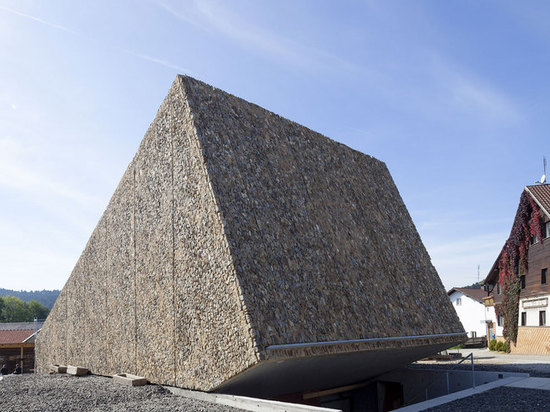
214 332 466 398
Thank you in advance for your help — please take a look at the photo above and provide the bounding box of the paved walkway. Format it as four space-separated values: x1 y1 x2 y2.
457 348 550 366
394 376 550 411
396 349 550 411
506 376 550 390
417 348 550 377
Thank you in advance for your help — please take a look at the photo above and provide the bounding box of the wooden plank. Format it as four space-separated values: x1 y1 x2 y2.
523 239 550 298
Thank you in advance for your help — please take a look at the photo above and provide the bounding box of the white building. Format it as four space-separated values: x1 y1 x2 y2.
519 295 549 327
447 288 500 339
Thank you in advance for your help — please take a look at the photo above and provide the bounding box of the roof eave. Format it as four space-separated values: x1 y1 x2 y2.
525 185 550 220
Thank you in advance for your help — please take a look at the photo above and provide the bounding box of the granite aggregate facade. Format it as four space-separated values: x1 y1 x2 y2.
36 75 464 392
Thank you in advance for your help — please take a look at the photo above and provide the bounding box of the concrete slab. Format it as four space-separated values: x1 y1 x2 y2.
392 376 527 411
505 377 550 390
422 348 550 366
49 364 67 373
66 365 89 376
165 386 342 412
113 373 147 387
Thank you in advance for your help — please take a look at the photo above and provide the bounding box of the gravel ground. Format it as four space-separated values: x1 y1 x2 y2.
0 374 245 412
3 358 549 412
425 387 550 411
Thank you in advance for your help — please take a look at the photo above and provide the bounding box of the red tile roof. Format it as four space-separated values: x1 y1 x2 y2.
0 329 35 344
447 288 487 303
526 184 550 218
0 322 43 331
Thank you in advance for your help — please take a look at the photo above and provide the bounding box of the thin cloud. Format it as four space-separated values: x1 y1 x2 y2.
0 5 75 33
427 234 505 258
450 77 521 122
0 5 188 75
0 137 100 208
159 0 357 74
423 232 507 289
415 212 511 231
122 49 193 74
158 1 203 29
0 243 76 290
0 137 104 238
430 57 522 123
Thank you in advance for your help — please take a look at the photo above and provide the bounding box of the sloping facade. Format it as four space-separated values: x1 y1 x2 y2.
36 75 464 396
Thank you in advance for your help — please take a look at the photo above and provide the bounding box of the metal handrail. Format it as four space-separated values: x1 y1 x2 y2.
407 351 475 405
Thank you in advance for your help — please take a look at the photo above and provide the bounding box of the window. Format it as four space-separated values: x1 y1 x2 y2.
498 315 504 327
496 282 502 295
542 268 548 285
456 297 462 306
521 312 527 326
531 235 539 245
546 222 550 239
540 311 546 326
520 275 526 289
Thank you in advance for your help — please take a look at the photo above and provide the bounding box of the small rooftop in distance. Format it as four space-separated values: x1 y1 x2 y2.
0 322 44 344
0 321 44 331
447 288 486 303
0 329 38 344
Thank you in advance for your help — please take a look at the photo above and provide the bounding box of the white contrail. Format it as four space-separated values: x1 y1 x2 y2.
122 49 192 74
0 5 190 74
0 5 76 33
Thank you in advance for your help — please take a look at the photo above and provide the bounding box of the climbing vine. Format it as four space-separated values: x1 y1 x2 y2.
497 191 543 346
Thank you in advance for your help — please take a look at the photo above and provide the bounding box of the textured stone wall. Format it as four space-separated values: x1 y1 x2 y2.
37 75 464 392
36 287 67 368
36 78 258 390
170 79 259 389
180 76 464 356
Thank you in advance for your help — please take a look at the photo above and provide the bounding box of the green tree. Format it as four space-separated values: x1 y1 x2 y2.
0 297 5 322
27 300 49 320
2 296 30 322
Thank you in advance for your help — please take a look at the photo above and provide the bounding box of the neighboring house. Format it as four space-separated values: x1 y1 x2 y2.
0 321 43 373
447 287 497 340
483 184 550 354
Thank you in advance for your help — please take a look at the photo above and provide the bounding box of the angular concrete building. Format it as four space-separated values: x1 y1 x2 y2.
36 76 465 397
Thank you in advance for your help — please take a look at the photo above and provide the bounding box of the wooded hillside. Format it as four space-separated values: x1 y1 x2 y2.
0 289 60 309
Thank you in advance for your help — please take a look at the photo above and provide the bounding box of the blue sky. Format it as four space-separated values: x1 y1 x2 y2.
1 0 549 291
